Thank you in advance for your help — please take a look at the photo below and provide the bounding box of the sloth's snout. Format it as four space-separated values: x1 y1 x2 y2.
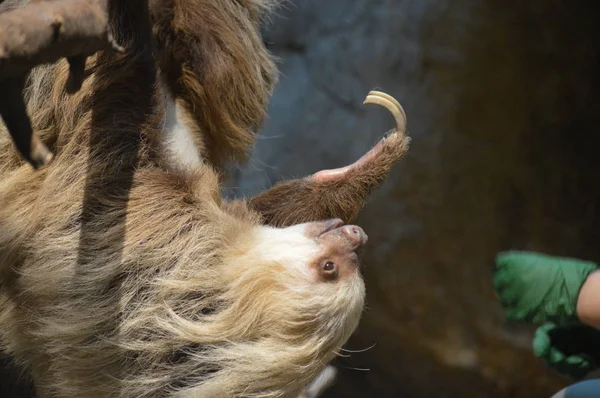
306 218 343 238
305 219 368 251
303 219 369 277
339 225 368 249
318 218 344 235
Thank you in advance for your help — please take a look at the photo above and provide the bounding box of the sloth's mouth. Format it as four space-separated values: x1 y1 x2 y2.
318 218 345 236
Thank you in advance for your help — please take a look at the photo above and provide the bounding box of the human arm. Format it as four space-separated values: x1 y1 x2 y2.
493 251 600 379
577 270 600 330
493 251 598 325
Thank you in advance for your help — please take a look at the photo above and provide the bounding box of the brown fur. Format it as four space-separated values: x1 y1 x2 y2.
149 0 279 169
250 133 409 228
0 0 405 396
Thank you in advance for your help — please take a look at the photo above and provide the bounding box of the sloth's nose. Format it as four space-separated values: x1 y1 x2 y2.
340 225 368 248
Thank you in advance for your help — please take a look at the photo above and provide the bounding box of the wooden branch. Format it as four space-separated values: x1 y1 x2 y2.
0 0 23 14
0 0 124 169
0 0 119 80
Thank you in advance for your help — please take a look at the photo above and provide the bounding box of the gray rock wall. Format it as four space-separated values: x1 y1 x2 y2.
230 1 600 396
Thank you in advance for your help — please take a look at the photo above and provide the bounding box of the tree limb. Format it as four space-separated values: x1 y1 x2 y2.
0 0 23 14
0 0 124 169
0 0 120 80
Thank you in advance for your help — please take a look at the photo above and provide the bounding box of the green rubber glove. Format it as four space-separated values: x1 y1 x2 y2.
533 322 600 379
493 251 598 325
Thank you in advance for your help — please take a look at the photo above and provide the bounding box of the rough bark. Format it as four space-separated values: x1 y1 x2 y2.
0 0 123 168
0 0 118 80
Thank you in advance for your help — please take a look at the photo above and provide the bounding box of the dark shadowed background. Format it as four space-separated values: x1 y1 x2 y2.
227 0 600 396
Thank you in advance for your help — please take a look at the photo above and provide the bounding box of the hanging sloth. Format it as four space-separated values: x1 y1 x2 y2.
0 0 410 397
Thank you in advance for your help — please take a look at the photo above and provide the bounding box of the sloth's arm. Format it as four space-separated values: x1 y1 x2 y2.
249 91 410 228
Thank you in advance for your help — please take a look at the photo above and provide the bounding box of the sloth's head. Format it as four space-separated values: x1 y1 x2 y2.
250 218 368 285
162 217 368 396
222 218 367 353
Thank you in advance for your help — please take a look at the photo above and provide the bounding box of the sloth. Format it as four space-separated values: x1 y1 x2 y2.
0 0 409 397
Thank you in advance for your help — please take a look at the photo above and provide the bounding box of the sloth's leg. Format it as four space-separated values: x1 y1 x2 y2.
249 91 410 228
150 0 277 170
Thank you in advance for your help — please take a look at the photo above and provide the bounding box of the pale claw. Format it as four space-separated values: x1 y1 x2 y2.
363 90 407 139
312 90 409 183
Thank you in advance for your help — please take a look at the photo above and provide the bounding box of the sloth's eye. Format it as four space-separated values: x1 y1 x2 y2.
322 261 336 273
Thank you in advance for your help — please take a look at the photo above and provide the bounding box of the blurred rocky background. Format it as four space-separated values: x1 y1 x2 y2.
226 0 600 396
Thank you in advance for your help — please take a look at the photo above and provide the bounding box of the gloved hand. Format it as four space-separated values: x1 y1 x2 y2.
493 251 598 325
533 322 600 379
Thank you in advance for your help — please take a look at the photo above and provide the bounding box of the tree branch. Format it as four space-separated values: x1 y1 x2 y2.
0 0 120 80
0 0 23 14
0 0 124 169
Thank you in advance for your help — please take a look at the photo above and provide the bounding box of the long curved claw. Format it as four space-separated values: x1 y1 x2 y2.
366 90 406 124
363 91 407 139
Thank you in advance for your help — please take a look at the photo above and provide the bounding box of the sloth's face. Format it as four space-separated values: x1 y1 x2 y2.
262 219 367 345
302 218 368 282
223 219 367 343
250 219 368 284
